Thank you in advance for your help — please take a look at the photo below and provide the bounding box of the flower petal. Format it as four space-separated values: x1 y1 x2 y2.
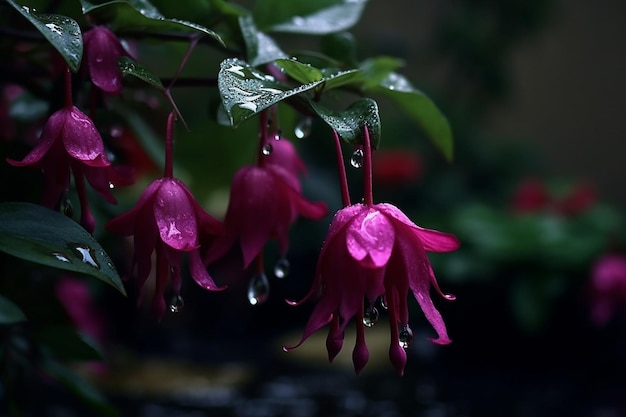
188 249 226 291
154 179 199 251
62 107 110 166
346 208 395 268
7 110 64 167
106 179 161 236
83 26 126 94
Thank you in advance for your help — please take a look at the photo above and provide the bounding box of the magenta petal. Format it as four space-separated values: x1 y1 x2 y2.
389 340 407 376
352 320 369 374
62 108 109 166
188 249 225 291
84 26 125 94
154 179 199 251
78 164 117 204
106 180 161 236
346 208 395 268
8 111 64 167
325 315 344 362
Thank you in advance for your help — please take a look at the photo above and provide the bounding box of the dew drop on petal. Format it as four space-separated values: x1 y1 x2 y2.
273 129 282 141
262 143 273 156
273 258 290 279
294 117 312 139
398 325 414 349
362 305 379 327
169 294 184 313
247 273 270 305
109 182 115 190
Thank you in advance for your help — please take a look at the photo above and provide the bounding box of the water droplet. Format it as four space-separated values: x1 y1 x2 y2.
294 118 312 139
52 252 71 263
378 295 388 310
350 148 364 168
362 305 379 327
109 182 115 190
70 245 99 268
262 143 273 155
273 129 282 141
169 294 184 313
398 325 414 349
247 273 270 305
273 258 290 279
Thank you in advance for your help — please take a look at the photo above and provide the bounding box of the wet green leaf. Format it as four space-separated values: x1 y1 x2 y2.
80 0 224 45
218 58 324 127
309 98 381 148
118 56 164 90
239 15 287 66
254 0 368 34
6 0 83 72
274 59 324 84
368 72 453 161
0 203 125 296
0 295 27 325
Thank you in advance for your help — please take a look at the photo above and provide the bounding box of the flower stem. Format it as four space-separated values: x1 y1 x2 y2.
164 112 176 178
64 66 72 109
332 130 351 207
362 125 373 206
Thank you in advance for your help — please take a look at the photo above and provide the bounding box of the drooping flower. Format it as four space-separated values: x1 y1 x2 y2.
83 26 129 94
6 94 118 232
206 114 328 270
106 113 225 320
285 128 458 375
589 253 626 325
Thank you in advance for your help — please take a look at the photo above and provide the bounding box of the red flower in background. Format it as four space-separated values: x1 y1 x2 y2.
511 179 596 216
590 253 626 325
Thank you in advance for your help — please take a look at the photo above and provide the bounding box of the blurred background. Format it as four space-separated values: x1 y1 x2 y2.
2 0 626 416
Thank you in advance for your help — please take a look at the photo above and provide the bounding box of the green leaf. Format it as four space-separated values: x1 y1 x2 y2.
6 0 83 72
218 58 324 127
38 326 103 362
274 59 324 84
43 360 119 417
0 295 27 325
359 56 405 89
368 72 453 161
80 0 224 46
118 56 164 90
309 98 381 148
254 0 368 34
239 15 287 67
0 203 125 296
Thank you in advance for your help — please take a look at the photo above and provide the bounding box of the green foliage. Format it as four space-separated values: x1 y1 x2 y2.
0 203 125 295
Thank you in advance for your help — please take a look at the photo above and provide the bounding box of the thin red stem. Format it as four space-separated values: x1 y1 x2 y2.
164 112 175 178
332 130 351 207
362 125 373 206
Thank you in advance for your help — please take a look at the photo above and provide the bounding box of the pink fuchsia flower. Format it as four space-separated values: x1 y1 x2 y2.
6 102 117 232
286 203 458 375
589 253 626 326
285 128 458 375
206 116 328 270
83 26 129 94
106 177 225 319
106 113 225 320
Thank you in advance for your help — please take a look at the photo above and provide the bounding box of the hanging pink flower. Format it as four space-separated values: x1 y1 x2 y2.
83 26 129 94
285 128 458 375
206 120 327 270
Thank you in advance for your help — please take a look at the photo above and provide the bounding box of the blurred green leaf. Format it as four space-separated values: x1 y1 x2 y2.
239 15 287 66
359 56 405 88
309 98 381 148
0 203 125 296
6 0 83 72
0 295 27 325
274 59 324 84
367 72 453 161
80 0 224 45
254 0 368 34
